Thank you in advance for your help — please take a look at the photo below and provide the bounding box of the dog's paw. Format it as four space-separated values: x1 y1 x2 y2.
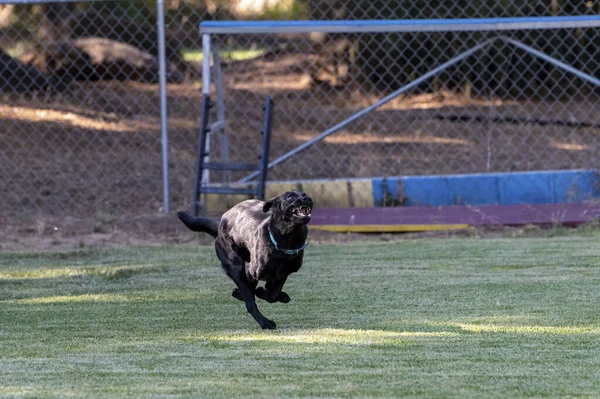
231 288 244 301
256 287 290 303
278 291 291 303
259 318 277 330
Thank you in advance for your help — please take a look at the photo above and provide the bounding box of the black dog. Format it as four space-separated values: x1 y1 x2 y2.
177 191 313 329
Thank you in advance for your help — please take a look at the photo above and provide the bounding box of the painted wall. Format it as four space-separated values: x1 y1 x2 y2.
201 169 600 212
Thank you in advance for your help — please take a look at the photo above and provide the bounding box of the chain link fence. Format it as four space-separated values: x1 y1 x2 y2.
0 0 178 220
1 1 599 224
201 2 600 210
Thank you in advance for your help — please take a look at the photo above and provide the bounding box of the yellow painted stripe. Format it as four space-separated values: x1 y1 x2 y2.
311 224 469 233
205 193 251 212
199 178 376 212
304 180 350 207
265 182 300 199
349 180 375 207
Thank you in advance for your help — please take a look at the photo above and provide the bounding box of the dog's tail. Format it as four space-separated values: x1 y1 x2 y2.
177 211 219 238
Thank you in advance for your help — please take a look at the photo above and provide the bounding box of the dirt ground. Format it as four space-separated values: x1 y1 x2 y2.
2 50 600 251
0 211 403 251
3 208 599 252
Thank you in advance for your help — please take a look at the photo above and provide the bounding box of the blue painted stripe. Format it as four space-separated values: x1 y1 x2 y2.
386 177 400 202
371 177 402 206
371 178 384 206
402 176 451 207
403 174 502 206
374 170 599 207
554 171 600 203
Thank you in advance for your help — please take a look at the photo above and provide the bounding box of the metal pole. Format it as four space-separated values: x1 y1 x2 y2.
239 37 498 183
211 49 230 184
501 36 600 88
156 0 169 212
199 16 600 35
257 96 273 200
193 94 212 216
201 34 211 186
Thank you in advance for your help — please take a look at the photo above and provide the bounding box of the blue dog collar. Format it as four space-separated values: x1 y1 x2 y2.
268 229 309 255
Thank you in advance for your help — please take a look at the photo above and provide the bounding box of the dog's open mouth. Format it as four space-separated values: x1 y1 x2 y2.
293 205 312 218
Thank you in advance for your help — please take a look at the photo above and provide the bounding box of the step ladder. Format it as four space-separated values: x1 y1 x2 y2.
192 94 273 216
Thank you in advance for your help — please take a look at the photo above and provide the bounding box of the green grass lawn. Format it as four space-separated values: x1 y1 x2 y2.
1 234 600 398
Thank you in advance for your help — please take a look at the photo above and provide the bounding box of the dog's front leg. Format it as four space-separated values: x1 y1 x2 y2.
216 239 276 329
231 268 257 301
229 267 276 330
256 278 291 303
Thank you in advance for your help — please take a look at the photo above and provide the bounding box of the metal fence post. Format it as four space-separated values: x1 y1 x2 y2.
156 0 169 212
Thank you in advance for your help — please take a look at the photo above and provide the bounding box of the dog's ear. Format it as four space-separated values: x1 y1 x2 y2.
262 197 279 213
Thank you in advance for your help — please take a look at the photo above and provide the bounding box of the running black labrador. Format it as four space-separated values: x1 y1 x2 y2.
177 191 313 329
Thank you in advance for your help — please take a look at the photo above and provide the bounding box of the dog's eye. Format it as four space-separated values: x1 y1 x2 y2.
288 196 293 200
